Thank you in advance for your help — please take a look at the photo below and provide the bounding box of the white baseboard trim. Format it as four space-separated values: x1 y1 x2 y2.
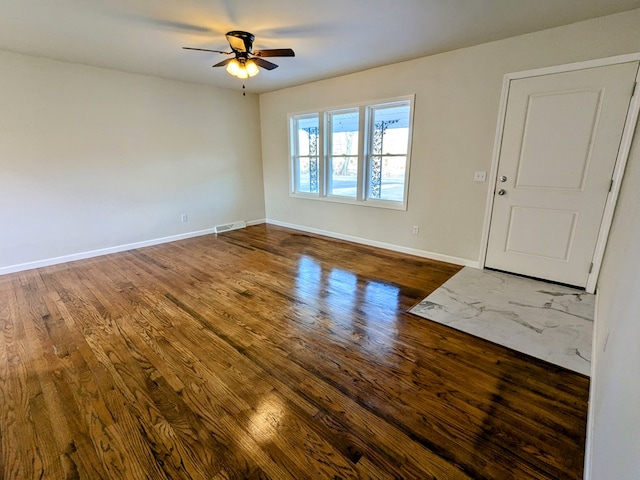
1 217 474 275
0 218 267 276
0 228 214 275
266 219 480 268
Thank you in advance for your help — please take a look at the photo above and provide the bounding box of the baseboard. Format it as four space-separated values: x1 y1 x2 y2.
266 219 480 267
0 219 266 275
1 217 474 274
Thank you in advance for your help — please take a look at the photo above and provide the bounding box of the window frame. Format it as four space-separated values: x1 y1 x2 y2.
289 113 322 197
289 95 414 210
363 100 414 208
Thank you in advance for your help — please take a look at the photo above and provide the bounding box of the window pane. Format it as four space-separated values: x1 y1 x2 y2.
330 111 359 155
329 110 359 197
372 105 410 155
369 156 406 201
296 156 319 193
329 156 357 197
296 116 319 156
368 102 411 203
293 114 319 194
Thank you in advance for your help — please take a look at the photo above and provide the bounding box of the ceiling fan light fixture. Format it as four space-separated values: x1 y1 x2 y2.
246 60 259 77
226 58 240 76
226 58 257 79
236 65 249 79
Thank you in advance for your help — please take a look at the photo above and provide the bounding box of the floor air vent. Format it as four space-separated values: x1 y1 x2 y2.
214 221 247 234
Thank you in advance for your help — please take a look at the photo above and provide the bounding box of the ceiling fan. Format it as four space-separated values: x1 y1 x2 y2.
183 30 295 79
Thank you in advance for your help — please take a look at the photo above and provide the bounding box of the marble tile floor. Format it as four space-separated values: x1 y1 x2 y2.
410 267 594 376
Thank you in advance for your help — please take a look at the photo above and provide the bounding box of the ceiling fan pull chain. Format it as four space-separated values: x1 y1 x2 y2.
242 83 246 96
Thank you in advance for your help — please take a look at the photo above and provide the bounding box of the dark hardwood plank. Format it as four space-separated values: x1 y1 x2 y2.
0 224 589 479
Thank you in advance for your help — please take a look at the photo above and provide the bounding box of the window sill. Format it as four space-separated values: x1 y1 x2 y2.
289 192 407 211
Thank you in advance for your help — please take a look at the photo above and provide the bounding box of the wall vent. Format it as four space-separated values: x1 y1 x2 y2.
214 220 247 234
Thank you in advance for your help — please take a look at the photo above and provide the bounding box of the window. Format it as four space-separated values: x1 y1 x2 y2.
328 109 359 198
291 114 320 194
289 96 413 210
367 103 411 203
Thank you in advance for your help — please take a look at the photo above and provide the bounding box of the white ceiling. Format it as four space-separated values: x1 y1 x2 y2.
1 0 640 94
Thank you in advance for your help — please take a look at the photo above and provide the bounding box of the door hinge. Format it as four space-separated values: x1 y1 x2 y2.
589 262 594 274
633 81 638 98
609 178 614 192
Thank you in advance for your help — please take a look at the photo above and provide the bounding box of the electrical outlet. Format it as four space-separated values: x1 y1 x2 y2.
181 213 188 223
412 225 419 235
474 171 487 182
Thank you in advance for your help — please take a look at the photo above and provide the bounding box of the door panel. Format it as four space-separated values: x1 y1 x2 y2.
505 207 577 260
486 61 638 287
515 89 601 190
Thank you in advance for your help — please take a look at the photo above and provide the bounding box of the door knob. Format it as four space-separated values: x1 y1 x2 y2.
497 189 506 196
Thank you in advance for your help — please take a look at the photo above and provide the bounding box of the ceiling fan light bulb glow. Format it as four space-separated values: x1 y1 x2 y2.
246 60 259 77
236 65 249 79
226 59 240 76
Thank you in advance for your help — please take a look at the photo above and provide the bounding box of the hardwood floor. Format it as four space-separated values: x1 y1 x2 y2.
0 224 589 479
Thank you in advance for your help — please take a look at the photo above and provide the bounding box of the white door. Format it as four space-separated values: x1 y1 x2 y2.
486 61 638 287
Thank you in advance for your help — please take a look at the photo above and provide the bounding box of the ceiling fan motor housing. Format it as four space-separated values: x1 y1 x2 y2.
226 30 255 54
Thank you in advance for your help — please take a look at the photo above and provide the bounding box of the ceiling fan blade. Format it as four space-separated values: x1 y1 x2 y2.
253 48 295 58
183 47 231 54
252 58 279 71
212 58 234 68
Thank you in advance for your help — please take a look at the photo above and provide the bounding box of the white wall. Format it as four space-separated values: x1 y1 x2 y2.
259 9 640 264
589 129 640 479
0 49 265 271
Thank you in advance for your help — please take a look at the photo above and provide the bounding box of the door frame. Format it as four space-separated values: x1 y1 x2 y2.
479 53 640 294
